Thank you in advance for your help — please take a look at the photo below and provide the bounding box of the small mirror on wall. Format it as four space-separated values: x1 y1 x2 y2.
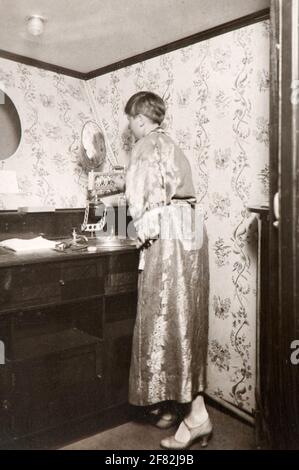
80 120 106 172
0 90 22 161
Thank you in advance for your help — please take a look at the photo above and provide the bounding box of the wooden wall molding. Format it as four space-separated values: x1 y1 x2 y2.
0 48 85 79
0 8 270 80
86 8 270 79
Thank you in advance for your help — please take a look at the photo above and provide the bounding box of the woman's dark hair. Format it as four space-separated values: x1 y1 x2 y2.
125 91 166 125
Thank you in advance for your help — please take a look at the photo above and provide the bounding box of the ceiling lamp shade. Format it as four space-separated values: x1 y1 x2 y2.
26 15 46 36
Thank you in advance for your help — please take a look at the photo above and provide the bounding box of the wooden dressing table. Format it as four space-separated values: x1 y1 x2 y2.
0 209 138 448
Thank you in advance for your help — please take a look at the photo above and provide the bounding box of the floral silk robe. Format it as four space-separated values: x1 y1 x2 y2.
125 128 209 405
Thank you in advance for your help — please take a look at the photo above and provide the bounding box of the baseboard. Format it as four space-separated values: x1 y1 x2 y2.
204 392 255 426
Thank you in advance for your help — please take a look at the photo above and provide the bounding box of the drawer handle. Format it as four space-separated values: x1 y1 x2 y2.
59 279 65 286
2 400 11 411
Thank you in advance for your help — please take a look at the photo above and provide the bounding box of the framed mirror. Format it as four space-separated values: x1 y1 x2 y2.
0 89 22 161
81 120 106 171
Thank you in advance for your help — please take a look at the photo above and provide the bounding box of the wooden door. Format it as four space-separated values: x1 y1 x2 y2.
267 0 299 449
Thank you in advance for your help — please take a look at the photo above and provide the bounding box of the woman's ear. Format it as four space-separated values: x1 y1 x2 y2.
137 114 145 127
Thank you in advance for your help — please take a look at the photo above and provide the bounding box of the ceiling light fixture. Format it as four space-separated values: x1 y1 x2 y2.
26 15 46 36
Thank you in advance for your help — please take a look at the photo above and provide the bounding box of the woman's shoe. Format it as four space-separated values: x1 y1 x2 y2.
155 413 178 429
146 406 177 429
160 417 213 449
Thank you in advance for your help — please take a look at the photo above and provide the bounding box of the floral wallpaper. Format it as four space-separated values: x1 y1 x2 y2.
0 20 269 416
89 20 270 415
0 57 93 209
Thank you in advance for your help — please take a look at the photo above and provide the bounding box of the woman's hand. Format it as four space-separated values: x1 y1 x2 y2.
113 175 126 192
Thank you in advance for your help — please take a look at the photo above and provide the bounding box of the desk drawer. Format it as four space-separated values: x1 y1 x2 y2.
105 253 138 294
14 345 103 395
12 300 103 348
60 260 104 301
0 265 61 310
108 253 139 273
0 259 106 311
105 272 138 294
105 292 137 322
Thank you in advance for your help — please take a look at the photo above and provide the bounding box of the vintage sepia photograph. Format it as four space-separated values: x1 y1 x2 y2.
0 0 298 460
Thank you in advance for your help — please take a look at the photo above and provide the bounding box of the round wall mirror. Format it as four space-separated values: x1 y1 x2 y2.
0 90 22 161
81 120 106 171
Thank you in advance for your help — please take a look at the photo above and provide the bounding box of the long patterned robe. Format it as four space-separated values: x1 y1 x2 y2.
125 128 209 406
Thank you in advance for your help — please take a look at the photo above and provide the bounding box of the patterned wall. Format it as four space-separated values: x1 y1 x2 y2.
89 20 270 414
0 57 93 209
0 20 269 415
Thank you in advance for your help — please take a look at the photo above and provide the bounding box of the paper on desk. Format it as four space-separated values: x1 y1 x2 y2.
0 236 57 252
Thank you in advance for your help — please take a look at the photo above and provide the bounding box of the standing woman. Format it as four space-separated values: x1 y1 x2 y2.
122 91 212 449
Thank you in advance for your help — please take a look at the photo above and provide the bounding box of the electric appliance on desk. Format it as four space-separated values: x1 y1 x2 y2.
79 119 127 240
81 166 126 239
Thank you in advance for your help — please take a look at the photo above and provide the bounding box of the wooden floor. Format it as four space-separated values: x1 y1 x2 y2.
61 405 255 450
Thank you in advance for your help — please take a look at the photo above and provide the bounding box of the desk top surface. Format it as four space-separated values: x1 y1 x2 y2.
0 243 137 268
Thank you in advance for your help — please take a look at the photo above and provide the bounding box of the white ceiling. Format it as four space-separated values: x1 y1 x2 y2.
0 0 270 74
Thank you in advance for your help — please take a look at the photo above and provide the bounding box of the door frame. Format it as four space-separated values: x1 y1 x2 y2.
268 0 299 449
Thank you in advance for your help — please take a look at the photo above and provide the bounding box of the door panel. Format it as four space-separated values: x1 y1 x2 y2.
267 0 299 449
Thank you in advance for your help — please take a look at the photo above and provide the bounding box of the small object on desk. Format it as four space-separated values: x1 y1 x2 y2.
72 228 78 244
53 237 88 253
87 246 97 253
70 243 88 251
54 241 72 252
